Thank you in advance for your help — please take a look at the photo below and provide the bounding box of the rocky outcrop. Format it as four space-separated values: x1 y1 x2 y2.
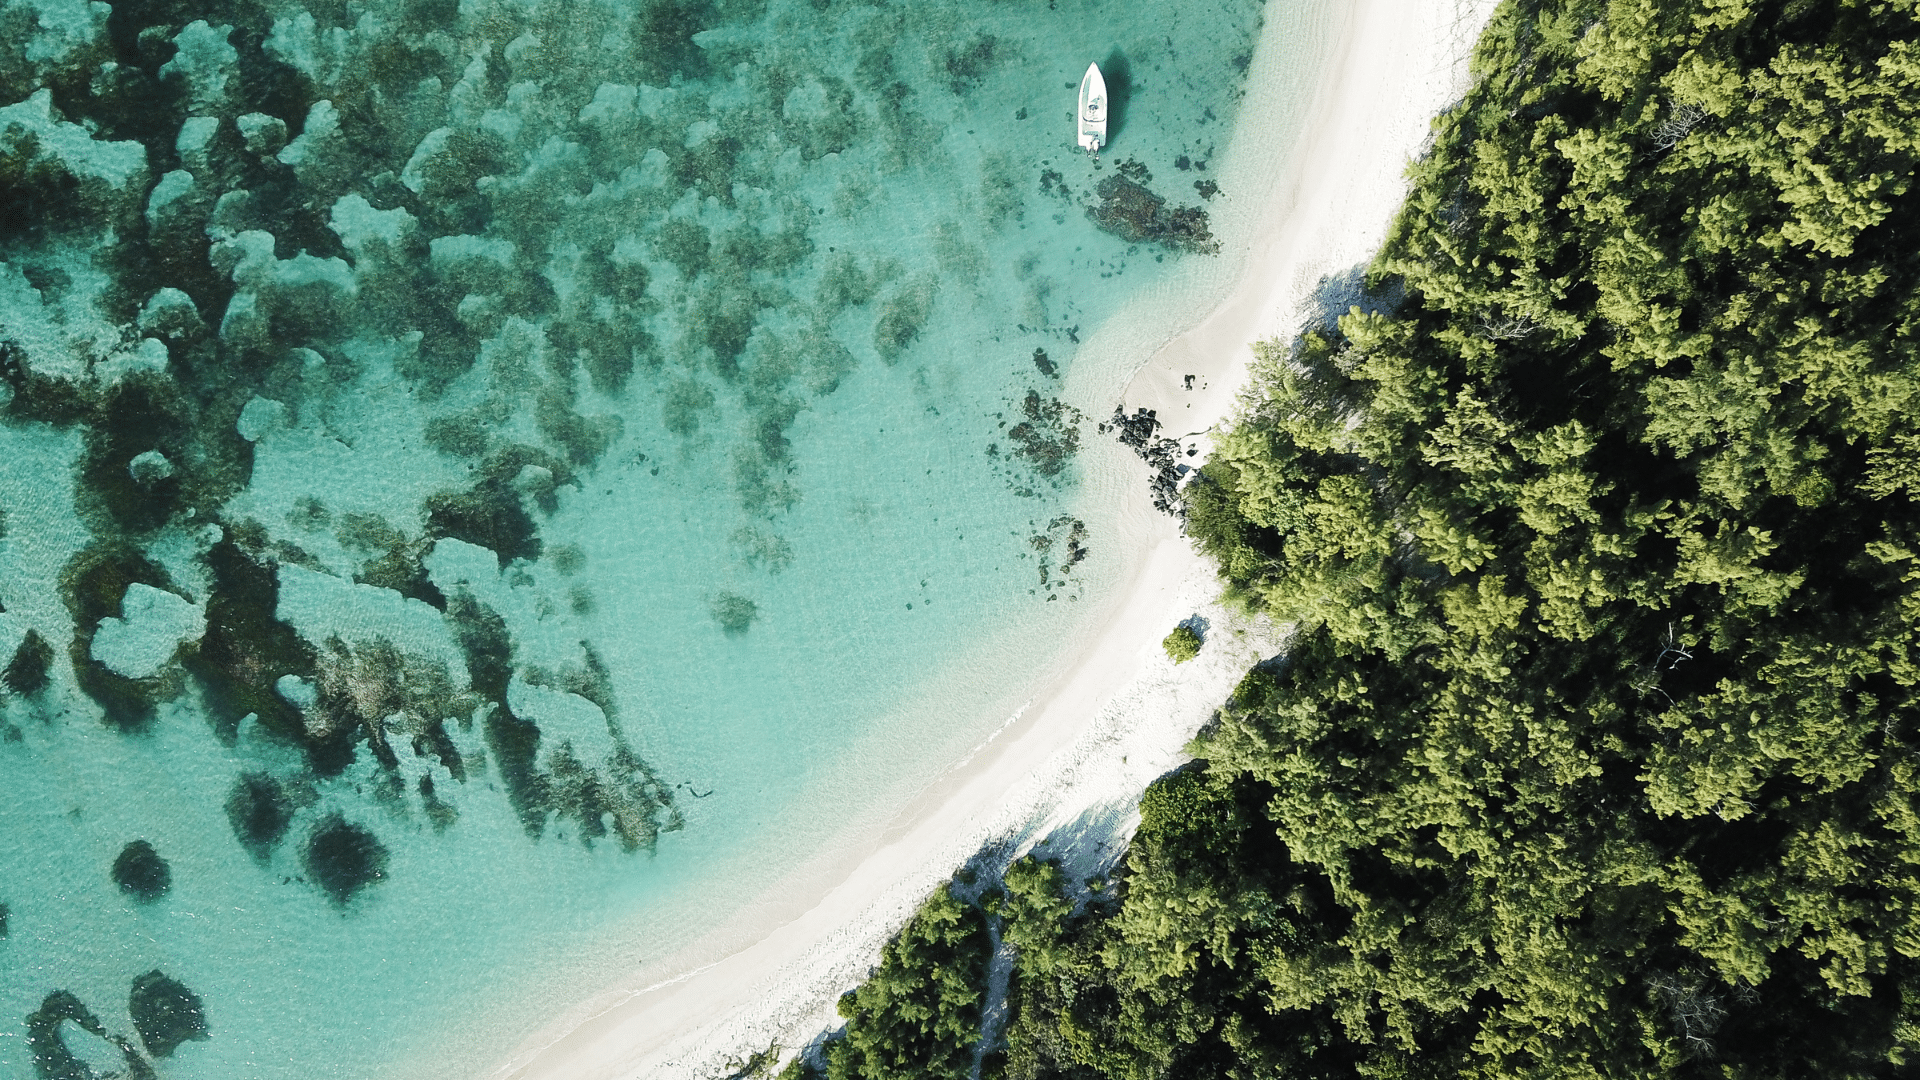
1087 175 1219 254
128 971 209 1058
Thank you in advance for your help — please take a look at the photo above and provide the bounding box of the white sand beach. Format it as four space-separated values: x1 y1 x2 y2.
487 1 1496 1076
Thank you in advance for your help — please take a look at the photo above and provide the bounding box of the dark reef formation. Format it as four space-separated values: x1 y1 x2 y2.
129 970 209 1058
710 592 758 636
301 815 389 907
1005 391 1082 479
3 628 53 696
987 390 1086 501
58 545 181 730
25 989 156 1080
111 841 171 903
184 534 323 754
448 593 681 850
942 33 999 95
1086 175 1219 254
872 279 936 363
1028 515 1088 591
225 772 295 862
309 635 472 780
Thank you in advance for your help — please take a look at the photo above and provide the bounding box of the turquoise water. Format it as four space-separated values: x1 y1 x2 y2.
0 0 1277 1074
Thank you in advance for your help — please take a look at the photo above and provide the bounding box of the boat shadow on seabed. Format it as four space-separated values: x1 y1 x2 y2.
1099 48 1132 142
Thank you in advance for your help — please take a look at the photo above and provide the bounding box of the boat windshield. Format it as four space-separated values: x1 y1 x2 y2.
1084 94 1105 121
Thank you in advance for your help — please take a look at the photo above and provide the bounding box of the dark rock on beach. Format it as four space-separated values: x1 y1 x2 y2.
1109 406 1186 515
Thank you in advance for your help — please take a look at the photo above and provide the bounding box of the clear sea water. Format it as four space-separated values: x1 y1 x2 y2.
0 0 1319 1074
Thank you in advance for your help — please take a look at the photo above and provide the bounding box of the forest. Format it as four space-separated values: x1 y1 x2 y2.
787 0 1920 1076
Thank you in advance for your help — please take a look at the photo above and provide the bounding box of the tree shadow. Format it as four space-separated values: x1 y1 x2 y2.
1028 797 1138 898
1302 264 1406 336
1101 48 1132 145
1178 614 1210 643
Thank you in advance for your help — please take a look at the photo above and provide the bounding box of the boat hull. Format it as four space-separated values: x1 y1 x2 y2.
1078 62 1107 153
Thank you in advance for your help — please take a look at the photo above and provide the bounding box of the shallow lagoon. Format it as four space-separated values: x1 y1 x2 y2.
0 0 1283 1074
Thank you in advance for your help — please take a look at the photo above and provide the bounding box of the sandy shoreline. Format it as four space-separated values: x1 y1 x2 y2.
486 2 1494 1076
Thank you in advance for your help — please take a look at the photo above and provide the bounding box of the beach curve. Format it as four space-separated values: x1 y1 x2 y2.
483 2 1496 1076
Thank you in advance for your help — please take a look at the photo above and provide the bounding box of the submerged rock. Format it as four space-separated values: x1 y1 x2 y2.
1086 175 1219 254
1005 390 1083 478
112 841 171 903
301 815 388 906
225 773 294 862
128 970 208 1058
710 592 758 635
425 480 543 566
872 280 935 362
25 989 156 1080
3 629 53 696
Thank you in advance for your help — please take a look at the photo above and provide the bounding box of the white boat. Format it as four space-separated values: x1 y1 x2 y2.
1078 62 1107 154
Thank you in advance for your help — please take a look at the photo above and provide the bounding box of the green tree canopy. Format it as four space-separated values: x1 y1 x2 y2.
807 1 1920 1077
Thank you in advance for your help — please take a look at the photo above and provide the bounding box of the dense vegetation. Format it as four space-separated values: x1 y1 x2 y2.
824 884 994 1080
793 0 1920 1076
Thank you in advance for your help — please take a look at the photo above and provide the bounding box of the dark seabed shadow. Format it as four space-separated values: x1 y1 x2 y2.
1101 48 1132 144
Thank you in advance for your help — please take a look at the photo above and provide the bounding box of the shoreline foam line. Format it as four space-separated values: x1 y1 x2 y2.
483 2 1496 1077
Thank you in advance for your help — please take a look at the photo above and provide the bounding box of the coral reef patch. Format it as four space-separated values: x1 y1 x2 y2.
3 629 53 696
1086 175 1219 254
225 772 295 863
987 389 1086 500
128 970 209 1058
1005 391 1083 479
24 990 156 1080
111 841 171 903
711 592 758 636
301 815 389 907
1028 514 1089 593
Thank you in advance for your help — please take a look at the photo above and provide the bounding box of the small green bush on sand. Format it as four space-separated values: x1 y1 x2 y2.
1162 625 1201 664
